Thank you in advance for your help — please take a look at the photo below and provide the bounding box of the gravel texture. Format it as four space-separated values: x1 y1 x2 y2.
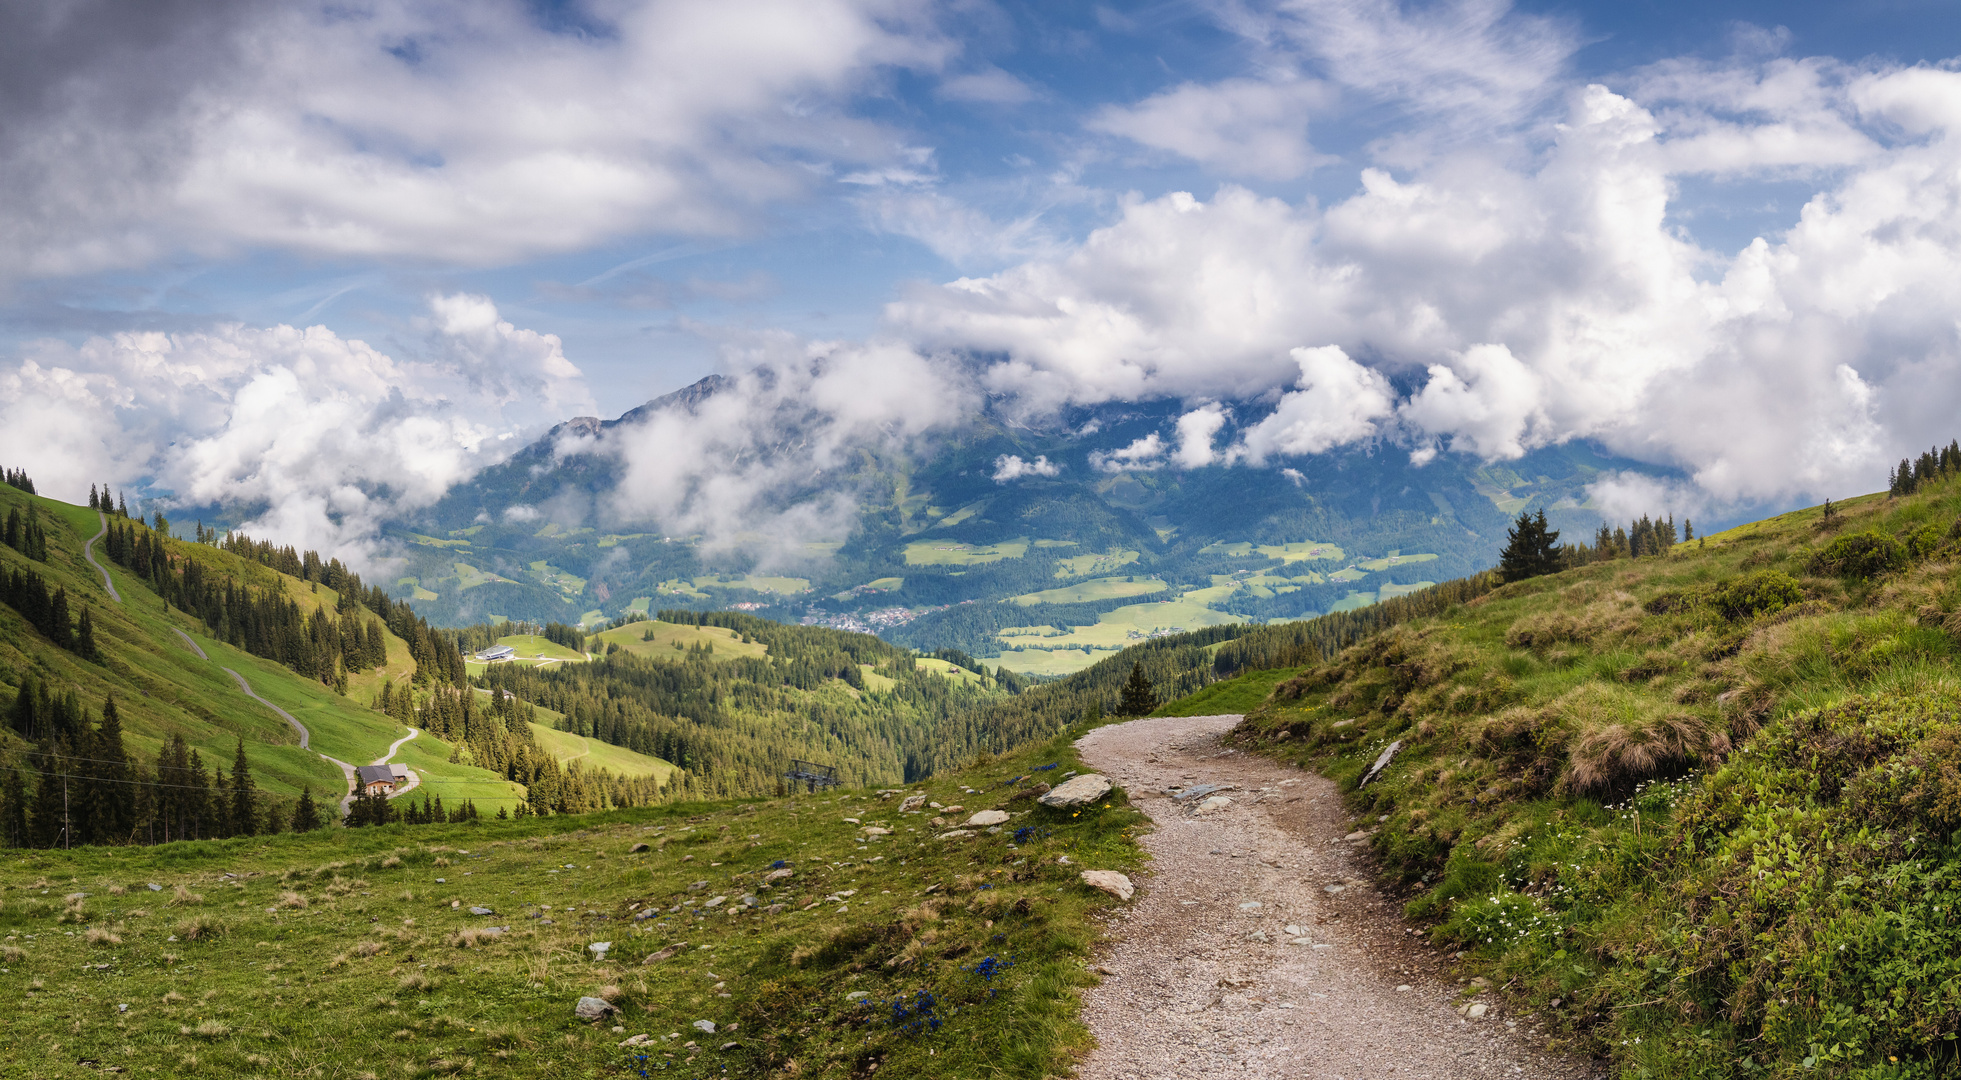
1074 714 1604 1080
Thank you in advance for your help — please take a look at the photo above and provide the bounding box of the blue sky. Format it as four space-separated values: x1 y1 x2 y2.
7 0 1961 557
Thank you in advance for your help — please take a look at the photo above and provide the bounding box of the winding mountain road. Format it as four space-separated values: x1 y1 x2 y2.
82 511 120 602
1074 714 1601 1080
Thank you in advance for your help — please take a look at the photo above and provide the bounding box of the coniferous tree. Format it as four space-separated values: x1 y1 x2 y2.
30 741 72 849
76 605 98 660
229 738 256 837
1683 519 1695 541
291 786 322 832
1118 662 1158 716
211 761 231 838
0 766 26 848
263 797 284 835
87 697 134 844
1498 510 1562 582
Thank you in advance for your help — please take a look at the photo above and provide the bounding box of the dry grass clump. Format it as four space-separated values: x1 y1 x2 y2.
380 855 403 869
326 952 350 970
56 893 88 923
174 915 224 941
397 972 434 992
185 1019 231 1039
0 944 25 962
276 890 309 910
323 875 368 896
352 940 384 957
167 884 203 906
1557 682 1724 800
448 928 501 949
106 884 126 896
84 925 123 946
595 983 624 1002
432 856 451 868
1505 591 1641 650
160 990 185 1004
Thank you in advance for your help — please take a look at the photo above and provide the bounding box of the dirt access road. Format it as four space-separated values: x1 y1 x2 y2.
1075 714 1602 1080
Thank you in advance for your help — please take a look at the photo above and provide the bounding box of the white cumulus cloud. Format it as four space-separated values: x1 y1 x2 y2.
992 454 1061 481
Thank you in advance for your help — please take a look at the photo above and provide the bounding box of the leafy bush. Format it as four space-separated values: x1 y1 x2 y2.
1708 569 1805 620
1809 531 1907 579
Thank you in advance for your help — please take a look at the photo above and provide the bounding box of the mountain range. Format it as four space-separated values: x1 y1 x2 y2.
383 377 1683 674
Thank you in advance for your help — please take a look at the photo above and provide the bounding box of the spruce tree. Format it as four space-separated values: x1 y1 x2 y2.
89 697 134 844
1118 662 1159 716
1497 510 1562 582
76 605 97 660
229 738 256 837
291 786 321 832
0 766 26 848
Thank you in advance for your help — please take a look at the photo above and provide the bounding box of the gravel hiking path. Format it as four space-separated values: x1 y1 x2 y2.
1075 714 1602 1080
83 511 120 601
373 728 422 801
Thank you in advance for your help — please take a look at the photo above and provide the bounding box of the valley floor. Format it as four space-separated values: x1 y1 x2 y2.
1076 715 1602 1080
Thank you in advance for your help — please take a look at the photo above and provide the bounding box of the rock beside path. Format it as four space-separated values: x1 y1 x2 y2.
1080 870 1135 901
1040 773 1113 808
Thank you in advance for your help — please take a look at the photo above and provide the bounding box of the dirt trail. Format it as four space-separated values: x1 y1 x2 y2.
83 511 120 601
1075 714 1601 1080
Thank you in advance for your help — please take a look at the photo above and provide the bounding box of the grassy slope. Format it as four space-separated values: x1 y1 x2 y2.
0 723 1146 1080
0 490 391 800
0 489 574 818
528 724 678 782
589 620 768 663
1217 482 1961 1079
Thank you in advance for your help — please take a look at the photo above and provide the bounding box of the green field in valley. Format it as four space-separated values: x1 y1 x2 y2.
1008 576 1167 606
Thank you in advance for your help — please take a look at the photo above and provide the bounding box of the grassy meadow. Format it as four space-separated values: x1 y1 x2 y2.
1225 479 1961 1079
0 723 1146 1080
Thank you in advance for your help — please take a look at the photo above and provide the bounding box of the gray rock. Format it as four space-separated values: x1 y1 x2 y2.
1195 796 1233 813
688 880 708 892
899 794 926 812
937 829 974 840
1039 774 1113 809
589 942 612 959
575 996 618 1020
146 884 161 892
704 896 726 908
721 1041 740 1050
763 868 794 883
469 906 494 915
964 809 1010 827
764 904 785 914
845 991 870 1002
629 842 651 853
1360 739 1404 788
1170 782 1233 802
633 909 658 921
1079 870 1135 901
693 1019 717 1034
741 895 759 907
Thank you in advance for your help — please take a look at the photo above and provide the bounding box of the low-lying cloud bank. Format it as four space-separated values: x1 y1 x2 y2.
0 295 591 563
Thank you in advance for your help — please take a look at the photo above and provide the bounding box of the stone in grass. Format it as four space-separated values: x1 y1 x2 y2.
619 1033 653 1047
763 868 794 883
937 829 975 840
1039 774 1112 809
1079 870 1135 901
589 942 613 960
964 809 1010 827
898 794 927 812
575 997 618 1021
469 906 494 916
642 943 689 965
629 842 651 853
693 1020 717 1034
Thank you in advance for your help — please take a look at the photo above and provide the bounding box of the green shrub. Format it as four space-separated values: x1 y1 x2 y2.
1708 569 1805 620
1809 531 1907 579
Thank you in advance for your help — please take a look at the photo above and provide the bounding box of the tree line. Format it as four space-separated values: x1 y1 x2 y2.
1 680 321 848
3 468 36 495
1890 440 1961 496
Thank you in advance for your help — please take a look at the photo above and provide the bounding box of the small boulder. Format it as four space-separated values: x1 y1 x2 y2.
619 1033 652 1047
898 794 926 812
1196 796 1233 813
469 906 495 915
693 1019 717 1034
1039 774 1112 809
964 809 1010 827
589 942 612 959
861 826 892 837
575 996 618 1021
629 842 651 854
937 829 974 840
633 909 659 921
721 1041 740 1050
763 868 794 883
1079 870 1135 901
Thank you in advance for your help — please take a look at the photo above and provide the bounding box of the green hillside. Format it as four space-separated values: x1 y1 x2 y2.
0 484 682 837
1222 468 1961 1078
